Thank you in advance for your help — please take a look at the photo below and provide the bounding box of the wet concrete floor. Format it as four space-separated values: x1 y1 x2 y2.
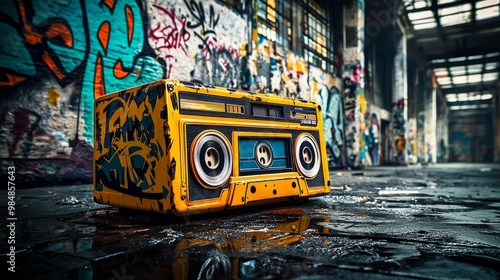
2 163 500 279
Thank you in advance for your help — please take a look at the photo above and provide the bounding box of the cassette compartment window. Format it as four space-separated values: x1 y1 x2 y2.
251 103 284 119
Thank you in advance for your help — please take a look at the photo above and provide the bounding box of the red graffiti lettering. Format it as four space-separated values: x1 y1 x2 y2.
149 5 191 56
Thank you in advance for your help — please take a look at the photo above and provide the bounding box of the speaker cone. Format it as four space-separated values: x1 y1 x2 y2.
294 134 320 178
255 142 273 168
191 131 232 188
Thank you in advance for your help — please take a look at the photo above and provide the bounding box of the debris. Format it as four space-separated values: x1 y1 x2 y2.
59 196 80 205
426 182 437 188
343 185 352 191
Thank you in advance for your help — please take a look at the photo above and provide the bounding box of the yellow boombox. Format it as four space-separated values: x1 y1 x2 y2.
93 80 330 215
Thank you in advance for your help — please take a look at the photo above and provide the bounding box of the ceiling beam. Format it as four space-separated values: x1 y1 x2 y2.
427 49 500 61
413 18 500 40
404 0 476 14
441 83 498 94
430 56 499 68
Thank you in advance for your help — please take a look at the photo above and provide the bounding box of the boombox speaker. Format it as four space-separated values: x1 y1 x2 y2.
93 79 331 215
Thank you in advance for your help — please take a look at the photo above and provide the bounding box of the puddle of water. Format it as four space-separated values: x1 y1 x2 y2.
13 209 500 280
34 237 93 254
378 190 420 195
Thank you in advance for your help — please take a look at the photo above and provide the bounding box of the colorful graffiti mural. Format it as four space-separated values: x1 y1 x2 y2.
342 61 364 168
1 0 374 186
0 0 166 185
1 0 165 149
314 72 344 167
148 0 247 88
247 35 310 99
448 112 493 163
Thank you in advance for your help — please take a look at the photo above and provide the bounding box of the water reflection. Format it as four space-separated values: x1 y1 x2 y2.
91 214 313 279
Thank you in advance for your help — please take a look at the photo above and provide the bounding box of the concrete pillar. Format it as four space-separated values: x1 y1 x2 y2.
389 28 408 165
495 80 500 162
342 0 364 168
425 87 437 164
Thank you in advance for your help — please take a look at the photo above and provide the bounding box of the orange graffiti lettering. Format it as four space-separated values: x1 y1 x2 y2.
18 0 42 45
98 21 110 53
17 0 72 81
0 73 26 86
102 0 116 10
42 51 65 80
125 5 134 45
46 23 73 48
114 60 129 79
94 54 105 98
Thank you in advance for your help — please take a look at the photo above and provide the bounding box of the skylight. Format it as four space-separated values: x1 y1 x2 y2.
483 72 499 81
434 69 448 76
476 6 500 20
485 62 498 70
413 22 437 30
432 59 446 64
404 0 431 11
452 76 468 84
414 1 428 9
437 77 452 85
449 57 466 62
467 64 483 73
405 0 500 30
468 74 482 83
468 55 484 60
445 92 495 103
408 10 434 21
440 12 472 26
477 0 500 9
438 0 455 4
432 52 499 89
439 4 471 16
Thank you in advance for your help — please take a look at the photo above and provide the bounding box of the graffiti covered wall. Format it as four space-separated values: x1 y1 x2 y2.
1 0 375 186
0 0 248 185
341 0 365 168
247 34 352 169
247 35 311 100
0 0 167 185
342 61 364 168
448 112 494 162
148 0 247 88
312 70 345 168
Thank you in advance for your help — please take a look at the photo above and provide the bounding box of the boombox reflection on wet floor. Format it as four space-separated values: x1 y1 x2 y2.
93 79 331 215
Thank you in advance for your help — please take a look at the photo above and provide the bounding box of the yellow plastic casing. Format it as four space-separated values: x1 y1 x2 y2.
93 79 330 216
